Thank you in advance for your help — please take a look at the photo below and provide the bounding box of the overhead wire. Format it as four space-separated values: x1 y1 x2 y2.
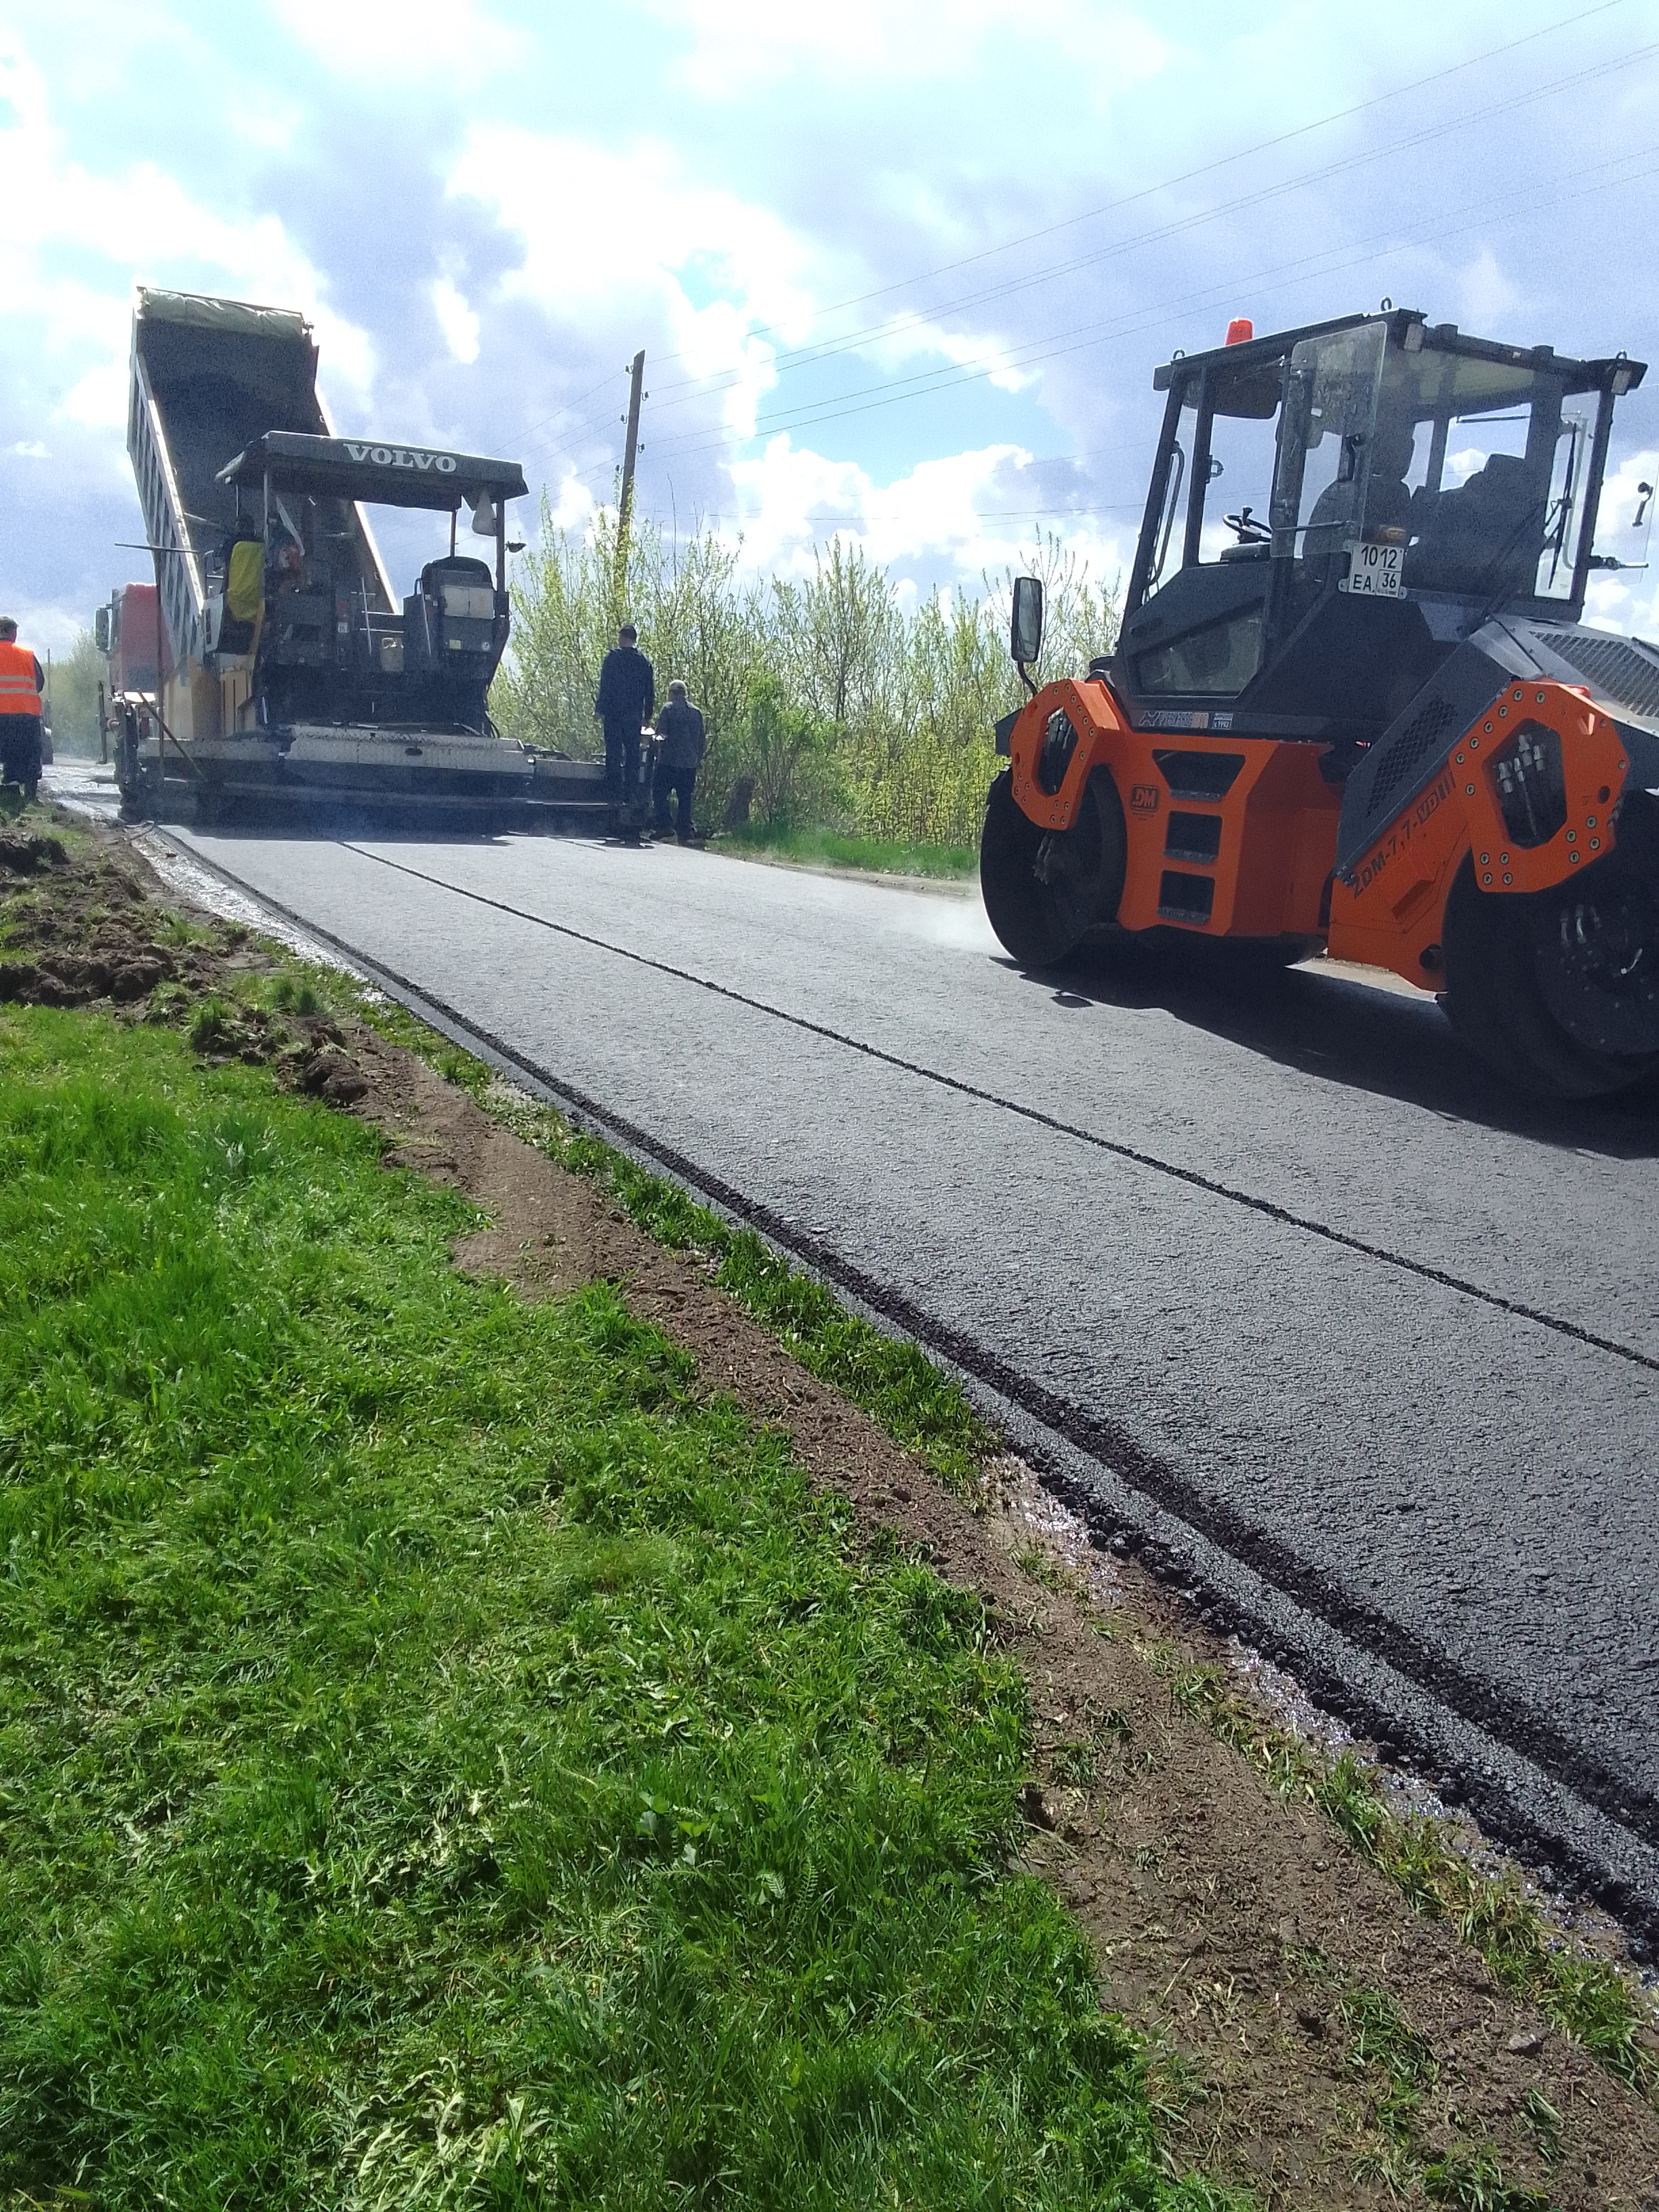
564 142 1659 551
632 29 1659 453
638 0 1642 401
543 35 1658 507
518 4 1658 545
629 141 1659 478
503 0 1643 488
510 365 625 449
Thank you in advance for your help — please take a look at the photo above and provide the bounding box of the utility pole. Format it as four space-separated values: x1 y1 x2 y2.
619 349 646 530
615 348 646 611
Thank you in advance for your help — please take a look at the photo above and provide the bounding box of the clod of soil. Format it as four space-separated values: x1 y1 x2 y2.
296 1043 369 1104
1 839 211 1010
0 829 68 875
0 814 369 1103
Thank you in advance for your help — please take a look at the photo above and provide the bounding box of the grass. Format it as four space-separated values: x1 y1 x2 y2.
18 840 1650 2172
713 822 979 880
0 1005 1240 2210
1148 1648 1659 2106
452 1076 998 1497
210 963 994 1498
334 983 1659 2127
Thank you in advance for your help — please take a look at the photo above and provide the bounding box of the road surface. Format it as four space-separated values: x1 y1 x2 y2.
43 762 1659 1941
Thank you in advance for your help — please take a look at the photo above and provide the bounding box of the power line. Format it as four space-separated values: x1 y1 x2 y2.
531 142 1659 554
531 22 1657 493
493 0 1641 480
636 29 1658 443
510 365 623 449
640 0 1640 398
634 500 1147 529
628 137 1659 476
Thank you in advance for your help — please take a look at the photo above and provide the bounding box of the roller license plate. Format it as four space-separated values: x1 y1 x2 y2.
1342 541 1404 598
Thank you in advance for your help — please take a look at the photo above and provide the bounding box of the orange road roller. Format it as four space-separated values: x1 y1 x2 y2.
981 308 1659 1097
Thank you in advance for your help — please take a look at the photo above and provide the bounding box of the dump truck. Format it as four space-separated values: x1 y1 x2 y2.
981 308 1659 1097
108 287 608 824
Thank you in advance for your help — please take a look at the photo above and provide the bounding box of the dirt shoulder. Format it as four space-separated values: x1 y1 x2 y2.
6 811 1659 2209
356 1028 1659 2211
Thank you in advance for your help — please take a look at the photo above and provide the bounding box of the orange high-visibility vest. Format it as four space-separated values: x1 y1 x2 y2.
0 640 42 714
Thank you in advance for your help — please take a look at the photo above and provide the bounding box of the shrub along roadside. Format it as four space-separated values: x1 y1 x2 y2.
0 1006 1239 2209
491 507 1120 846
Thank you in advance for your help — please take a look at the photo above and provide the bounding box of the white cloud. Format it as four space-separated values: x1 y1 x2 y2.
1454 246 1525 333
651 0 1169 98
1584 447 1659 640
13 438 48 458
719 432 1130 588
0 32 376 431
7 601 87 655
449 123 1050 464
449 129 821 435
857 306 1032 394
431 276 481 364
524 470 602 546
272 0 525 83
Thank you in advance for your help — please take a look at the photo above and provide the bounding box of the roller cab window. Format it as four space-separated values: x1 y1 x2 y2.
1128 351 1289 697
1272 323 1609 611
1117 313 1640 737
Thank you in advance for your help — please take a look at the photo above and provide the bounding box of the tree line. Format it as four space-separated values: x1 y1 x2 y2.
33 634 106 756
490 504 1122 848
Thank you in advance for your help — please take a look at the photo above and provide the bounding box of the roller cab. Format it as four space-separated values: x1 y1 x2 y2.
981 310 1659 1095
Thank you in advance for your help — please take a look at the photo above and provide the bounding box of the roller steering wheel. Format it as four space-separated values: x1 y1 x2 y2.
1223 504 1271 546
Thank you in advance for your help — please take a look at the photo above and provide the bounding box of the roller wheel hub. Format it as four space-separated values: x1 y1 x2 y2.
979 767 1126 968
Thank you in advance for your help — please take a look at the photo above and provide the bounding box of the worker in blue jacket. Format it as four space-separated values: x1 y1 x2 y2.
594 622 654 831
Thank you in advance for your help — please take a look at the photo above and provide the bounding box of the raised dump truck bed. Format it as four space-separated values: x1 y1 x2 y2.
114 287 603 823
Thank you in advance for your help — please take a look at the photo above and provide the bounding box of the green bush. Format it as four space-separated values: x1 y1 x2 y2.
491 507 1118 847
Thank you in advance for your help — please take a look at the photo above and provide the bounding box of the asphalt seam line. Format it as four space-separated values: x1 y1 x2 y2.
344 843 1659 1378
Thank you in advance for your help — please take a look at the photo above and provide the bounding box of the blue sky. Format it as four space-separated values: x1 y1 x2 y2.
5 0 1659 651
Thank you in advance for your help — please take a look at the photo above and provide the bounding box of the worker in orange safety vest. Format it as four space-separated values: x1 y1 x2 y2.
0 616 45 800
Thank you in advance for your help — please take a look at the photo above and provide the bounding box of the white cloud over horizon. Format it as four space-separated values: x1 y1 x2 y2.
4 1 1659 647
0 28 377 443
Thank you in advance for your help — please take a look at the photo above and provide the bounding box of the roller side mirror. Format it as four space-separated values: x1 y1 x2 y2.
1010 575 1044 668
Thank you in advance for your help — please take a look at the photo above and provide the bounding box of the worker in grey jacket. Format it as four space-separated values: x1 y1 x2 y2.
652 678 705 844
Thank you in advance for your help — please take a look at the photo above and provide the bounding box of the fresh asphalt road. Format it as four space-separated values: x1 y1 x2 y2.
64 772 1658 1931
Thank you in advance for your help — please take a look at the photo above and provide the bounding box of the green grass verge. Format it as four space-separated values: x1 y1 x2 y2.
714 823 979 880
339 996 1659 2123
87 925 1659 2142
0 1006 1240 2210
482 1085 998 1496
326 995 995 1498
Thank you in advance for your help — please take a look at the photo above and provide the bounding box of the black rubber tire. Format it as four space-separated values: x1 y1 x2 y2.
979 766 1126 966
1528 796 1659 1063
1441 856 1648 1098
